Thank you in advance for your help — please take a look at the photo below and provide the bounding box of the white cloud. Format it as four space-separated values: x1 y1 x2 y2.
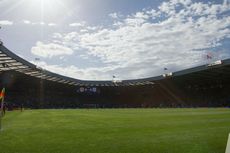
0 20 13 25
30 60 117 80
39 0 230 80
48 23 57 26
53 33 63 39
22 20 57 26
134 12 149 19
23 20 31 24
86 26 99 31
31 41 74 58
80 29 88 33
69 21 86 27
146 9 160 19
40 22 45 25
109 12 119 19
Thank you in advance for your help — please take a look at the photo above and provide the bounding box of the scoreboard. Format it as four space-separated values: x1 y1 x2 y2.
77 87 101 94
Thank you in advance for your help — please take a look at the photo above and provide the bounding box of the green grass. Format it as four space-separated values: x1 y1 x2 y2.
0 108 230 153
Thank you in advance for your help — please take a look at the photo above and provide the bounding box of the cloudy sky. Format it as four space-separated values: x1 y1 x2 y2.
0 0 230 80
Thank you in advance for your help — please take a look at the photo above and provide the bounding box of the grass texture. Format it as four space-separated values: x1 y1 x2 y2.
0 108 230 153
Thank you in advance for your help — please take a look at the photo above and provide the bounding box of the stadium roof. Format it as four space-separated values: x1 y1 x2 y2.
0 43 230 87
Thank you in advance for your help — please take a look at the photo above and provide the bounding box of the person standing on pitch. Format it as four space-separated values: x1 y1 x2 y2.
20 103 23 112
3 103 6 116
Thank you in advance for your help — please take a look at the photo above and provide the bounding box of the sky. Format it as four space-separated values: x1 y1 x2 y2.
0 0 230 80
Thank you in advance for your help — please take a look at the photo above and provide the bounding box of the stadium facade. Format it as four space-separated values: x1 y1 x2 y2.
0 44 230 108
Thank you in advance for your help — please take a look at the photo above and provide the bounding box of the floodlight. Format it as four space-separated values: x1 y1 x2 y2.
208 60 222 67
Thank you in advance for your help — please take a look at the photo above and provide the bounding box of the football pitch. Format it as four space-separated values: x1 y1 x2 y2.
0 108 230 153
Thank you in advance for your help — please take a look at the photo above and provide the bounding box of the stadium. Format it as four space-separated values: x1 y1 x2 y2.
1 0 230 152
0 45 230 109
0 44 230 153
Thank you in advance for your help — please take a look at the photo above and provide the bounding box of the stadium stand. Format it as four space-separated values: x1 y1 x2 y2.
0 44 230 108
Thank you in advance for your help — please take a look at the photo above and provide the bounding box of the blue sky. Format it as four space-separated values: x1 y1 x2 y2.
0 0 230 80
